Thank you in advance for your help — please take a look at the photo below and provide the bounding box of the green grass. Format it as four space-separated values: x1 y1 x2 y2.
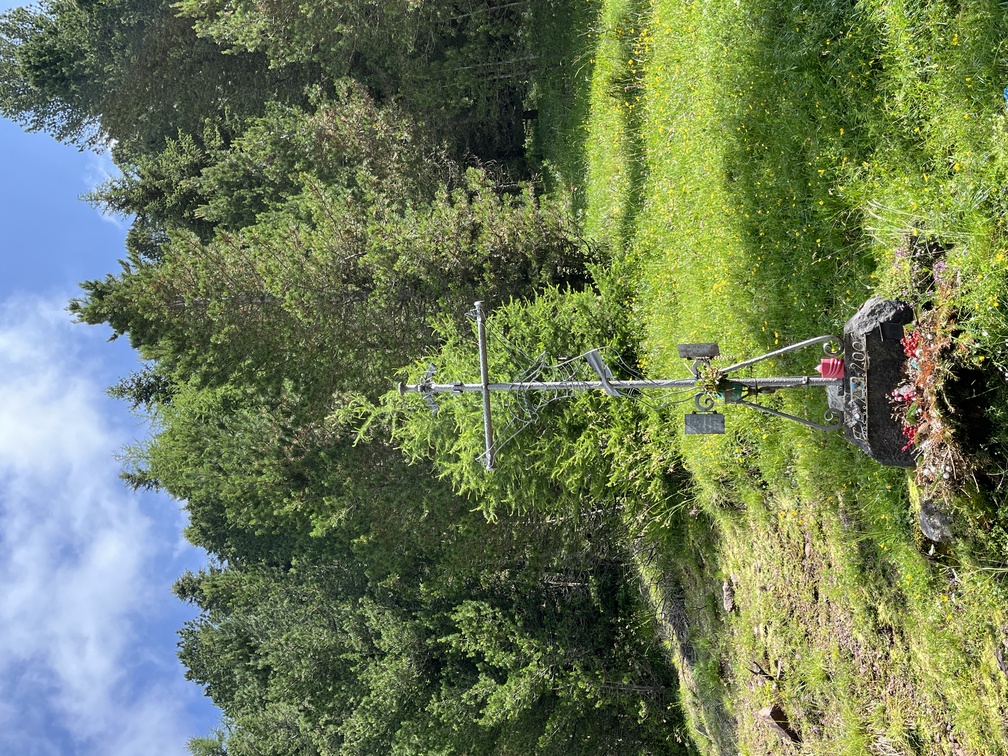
530 0 1008 752
523 0 600 212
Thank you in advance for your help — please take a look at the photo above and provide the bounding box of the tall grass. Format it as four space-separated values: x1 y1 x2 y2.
530 0 1008 751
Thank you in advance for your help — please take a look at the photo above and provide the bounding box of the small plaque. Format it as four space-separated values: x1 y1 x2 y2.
880 321 905 341
678 342 721 359
685 412 726 435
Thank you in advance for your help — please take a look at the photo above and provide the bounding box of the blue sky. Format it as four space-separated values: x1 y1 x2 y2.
0 82 220 756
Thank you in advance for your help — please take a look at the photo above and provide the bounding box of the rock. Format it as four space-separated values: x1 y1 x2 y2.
995 643 1008 677
722 580 735 612
918 497 953 543
909 478 953 543
843 296 916 467
757 703 801 744
844 296 913 336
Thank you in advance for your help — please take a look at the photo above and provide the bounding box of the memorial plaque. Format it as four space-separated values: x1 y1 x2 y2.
685 412 726 435
677 343 721 359
843 297 916 467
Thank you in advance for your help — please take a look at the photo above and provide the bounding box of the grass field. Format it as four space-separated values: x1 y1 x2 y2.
530 0 1008 752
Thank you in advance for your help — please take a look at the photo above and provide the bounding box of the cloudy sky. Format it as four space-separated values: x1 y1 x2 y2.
0 64 220 756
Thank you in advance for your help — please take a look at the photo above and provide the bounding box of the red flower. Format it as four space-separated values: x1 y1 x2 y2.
901 331 921 357
901 424 918 452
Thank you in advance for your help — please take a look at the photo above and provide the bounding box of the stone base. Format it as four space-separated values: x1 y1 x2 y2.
843 297 916 467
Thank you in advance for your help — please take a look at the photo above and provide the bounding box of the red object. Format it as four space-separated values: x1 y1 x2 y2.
901 331 921 357
817 358 845 379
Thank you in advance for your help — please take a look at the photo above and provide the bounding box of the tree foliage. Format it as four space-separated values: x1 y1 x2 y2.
72 166 591 411
175 0 535 159
175 513 684 755
388 286 644 518
1 0 698 751
0 0 303 152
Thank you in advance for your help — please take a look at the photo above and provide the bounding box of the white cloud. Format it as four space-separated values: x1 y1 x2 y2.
82 145 132 230
0 294 215 755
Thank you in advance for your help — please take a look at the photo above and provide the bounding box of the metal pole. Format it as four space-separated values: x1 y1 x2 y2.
733 399 842 432
400 376 841 395
474 302 495 470
720 335 841 374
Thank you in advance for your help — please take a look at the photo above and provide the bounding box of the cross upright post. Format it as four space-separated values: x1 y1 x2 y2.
474 301 496 470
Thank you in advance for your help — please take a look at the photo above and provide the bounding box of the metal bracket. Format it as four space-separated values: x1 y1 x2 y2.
680 335 845 434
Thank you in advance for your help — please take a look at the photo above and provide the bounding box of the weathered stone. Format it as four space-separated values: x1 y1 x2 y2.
844 296 913 336
918 497 953 543
722 580 735 612
843 297 916 467
757 703 801 743
995 642 1008 677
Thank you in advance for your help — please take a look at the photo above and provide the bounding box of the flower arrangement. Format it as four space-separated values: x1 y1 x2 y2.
695 361 724 399
890 280 968 496
892 329 932 452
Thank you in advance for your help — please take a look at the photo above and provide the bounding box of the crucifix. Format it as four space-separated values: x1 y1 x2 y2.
399 302 846 470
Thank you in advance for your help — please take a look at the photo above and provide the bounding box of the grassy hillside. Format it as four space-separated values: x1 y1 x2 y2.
531 0 1008 752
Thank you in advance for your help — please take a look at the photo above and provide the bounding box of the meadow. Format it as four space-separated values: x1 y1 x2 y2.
530 0 1008 752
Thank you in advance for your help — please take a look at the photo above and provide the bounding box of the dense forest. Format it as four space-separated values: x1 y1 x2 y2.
0 0 693 752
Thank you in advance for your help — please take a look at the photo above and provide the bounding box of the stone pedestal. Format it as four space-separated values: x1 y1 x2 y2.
843 297 916 467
